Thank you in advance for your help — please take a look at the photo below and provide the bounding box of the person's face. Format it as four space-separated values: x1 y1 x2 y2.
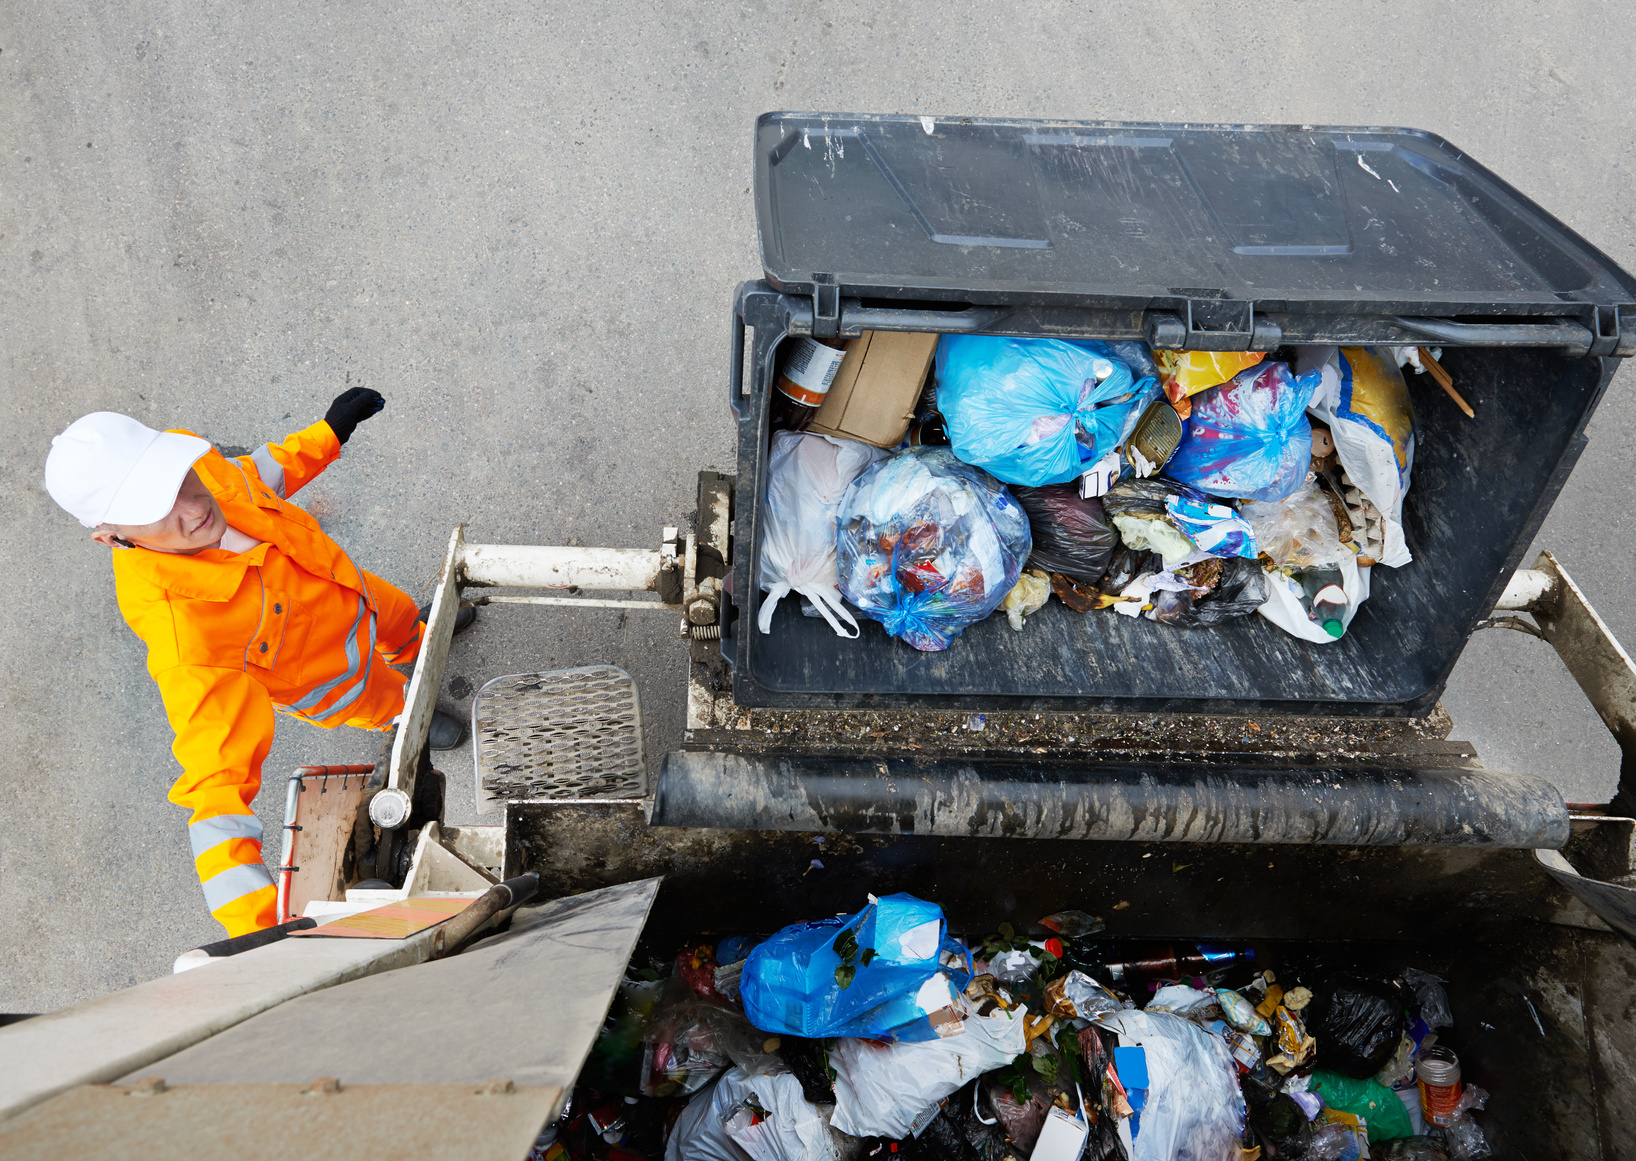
91 469 226 555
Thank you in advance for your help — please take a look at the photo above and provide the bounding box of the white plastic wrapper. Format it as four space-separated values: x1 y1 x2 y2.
1257 555 1371 644
828 1004 1028 1139
758 432 887 637
668 1068 845 1161
1094 1010 1245 1161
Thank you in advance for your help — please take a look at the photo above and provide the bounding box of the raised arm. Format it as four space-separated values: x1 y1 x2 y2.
245 387 385 498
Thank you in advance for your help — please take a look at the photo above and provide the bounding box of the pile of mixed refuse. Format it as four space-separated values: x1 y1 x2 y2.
759 333 1441 650
529 895 1492 1161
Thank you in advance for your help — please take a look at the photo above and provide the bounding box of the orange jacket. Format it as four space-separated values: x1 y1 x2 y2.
112 422 423 937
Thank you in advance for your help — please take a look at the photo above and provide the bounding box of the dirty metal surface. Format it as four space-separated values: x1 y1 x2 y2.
0 1081 561 1161
508 801 1601 945
684 688 1471 764
654 751 1569 848
1443 927 1636 1160
1532 551 1636 817
475 666 645 806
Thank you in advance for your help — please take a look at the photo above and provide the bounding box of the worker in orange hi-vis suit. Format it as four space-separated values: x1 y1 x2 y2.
44 389 474 938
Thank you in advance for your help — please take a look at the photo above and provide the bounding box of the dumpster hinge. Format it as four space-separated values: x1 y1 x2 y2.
811 274 841 339
1146 296 1282 352
1588 304 1628 358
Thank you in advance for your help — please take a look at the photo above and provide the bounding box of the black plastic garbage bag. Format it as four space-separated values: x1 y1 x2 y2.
1308 973 1413 1078
1149 556 1268 628
1102 546 1163 594
1012 484 1120 585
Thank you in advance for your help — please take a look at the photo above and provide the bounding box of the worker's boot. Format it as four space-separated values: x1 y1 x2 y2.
419 600 478 635
428 709 468 750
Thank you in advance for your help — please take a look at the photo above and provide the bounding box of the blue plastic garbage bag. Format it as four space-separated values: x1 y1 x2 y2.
1165 361 1317 502
936 336 1147 487
836 448 1031 652
740 893 973 1042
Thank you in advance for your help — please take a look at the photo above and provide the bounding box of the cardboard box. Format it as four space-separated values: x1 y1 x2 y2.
807 330 939 449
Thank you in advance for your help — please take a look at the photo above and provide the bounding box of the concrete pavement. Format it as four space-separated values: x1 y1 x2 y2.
4 0 1634 1011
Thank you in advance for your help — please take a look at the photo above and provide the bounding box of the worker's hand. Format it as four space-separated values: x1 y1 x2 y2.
324 387 385 446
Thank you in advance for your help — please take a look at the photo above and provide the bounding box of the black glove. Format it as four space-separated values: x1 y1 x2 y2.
324 387 385 446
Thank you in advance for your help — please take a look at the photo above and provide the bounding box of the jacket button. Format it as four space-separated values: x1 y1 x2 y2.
274 603 282 614
259 642 268 653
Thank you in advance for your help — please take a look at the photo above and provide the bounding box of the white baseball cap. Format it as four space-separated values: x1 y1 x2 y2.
45 412 212 529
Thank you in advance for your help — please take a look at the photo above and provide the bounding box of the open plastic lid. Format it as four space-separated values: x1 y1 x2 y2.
754 114 1636 349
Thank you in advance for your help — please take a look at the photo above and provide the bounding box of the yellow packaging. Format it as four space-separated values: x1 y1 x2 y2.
1336 347 1414 474
1156 350 1266 405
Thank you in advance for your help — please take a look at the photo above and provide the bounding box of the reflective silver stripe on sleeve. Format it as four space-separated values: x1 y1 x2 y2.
200 861 276 912
249 444 287 498
284 596 369 713
189 814 264 860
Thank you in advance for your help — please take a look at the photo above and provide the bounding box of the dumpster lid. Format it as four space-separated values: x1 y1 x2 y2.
755 114 1636 343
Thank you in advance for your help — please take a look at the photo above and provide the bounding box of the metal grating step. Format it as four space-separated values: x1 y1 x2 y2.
473 666 646 804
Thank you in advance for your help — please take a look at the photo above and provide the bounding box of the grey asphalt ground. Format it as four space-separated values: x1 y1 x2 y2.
4 1 1634 1013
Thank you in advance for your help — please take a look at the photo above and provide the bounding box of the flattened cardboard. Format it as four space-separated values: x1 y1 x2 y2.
807 330 939 449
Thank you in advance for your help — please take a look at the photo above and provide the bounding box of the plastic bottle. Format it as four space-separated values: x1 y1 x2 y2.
1297 567 1349 638
1086 942 1256 985
1416 1045 1462 1126
771 336 850 431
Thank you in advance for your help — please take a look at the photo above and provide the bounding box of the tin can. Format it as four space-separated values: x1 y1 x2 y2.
776 337 849 407
1417 1045 1462 1126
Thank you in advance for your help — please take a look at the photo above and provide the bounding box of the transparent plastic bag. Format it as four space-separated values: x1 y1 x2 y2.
758 432 888 637
642 993 783 1097
1095 1009 1246 1161
1242 481 1350 570
836 449 1031 652
936 336 1144 487
1444 1116 1491 1161
1166 361 1317 502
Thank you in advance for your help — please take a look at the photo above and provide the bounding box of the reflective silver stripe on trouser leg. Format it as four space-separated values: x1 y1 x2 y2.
248 444 287 498
283 596 371 716
189 814 264 859
201 862 276 912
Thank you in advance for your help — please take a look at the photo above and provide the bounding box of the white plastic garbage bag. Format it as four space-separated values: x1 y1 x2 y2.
1095 1009 1245 1161
668 1068 844 1161
758 432 887 637
828 1004 1028 1139
1257 555 1371 644
667 1070 753 1161
1298 346 1415 568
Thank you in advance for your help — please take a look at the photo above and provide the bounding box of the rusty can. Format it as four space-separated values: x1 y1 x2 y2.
1416 1045 1462 1126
